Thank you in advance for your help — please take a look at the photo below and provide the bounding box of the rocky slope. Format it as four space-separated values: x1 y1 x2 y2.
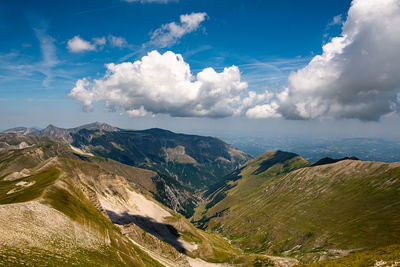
194 150 400 263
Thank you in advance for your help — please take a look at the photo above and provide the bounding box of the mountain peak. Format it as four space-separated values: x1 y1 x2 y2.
74 122 118 132
252 150 308 175
44 124 59 130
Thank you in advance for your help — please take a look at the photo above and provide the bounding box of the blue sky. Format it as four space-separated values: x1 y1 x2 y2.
1 0 400 140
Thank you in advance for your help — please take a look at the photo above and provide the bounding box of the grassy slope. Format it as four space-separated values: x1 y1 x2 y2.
193 151 310 227
0 141 163 266
195 151 400 263
0 167 60 204
297 244 400 267
0 169 162 266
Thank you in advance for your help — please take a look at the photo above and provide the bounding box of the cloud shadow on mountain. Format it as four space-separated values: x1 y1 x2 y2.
106 210 186 253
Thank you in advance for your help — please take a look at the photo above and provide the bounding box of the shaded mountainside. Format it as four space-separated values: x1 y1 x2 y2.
193 150 400 263
0 133 265 266
70 127 251 189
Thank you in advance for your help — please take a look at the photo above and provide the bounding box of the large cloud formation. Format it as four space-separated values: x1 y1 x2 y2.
69 50 249 118
70 0 400 121
276 0 400 121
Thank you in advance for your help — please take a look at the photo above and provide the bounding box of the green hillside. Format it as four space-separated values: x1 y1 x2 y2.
194 150 400 263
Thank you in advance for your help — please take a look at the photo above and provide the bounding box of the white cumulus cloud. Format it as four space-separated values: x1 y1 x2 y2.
149 12 207 48
69 50 248 118
277 0 400 121
67 36 97 53
246 102 281 119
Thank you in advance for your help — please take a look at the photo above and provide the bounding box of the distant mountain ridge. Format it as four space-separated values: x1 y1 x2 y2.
3 127 40 135
3 121 118 143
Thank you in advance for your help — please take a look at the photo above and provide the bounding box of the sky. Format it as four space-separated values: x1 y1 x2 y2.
1 0 400 140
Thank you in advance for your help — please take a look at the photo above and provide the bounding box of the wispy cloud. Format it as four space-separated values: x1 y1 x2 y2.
108 35 128 48
328 14 344 26
238 57 311 90
30 19 59 87
0 15 75 88
148 12 207 48
120 12 207 61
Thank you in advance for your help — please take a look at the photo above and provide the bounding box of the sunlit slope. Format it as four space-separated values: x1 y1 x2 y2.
195 150 400 262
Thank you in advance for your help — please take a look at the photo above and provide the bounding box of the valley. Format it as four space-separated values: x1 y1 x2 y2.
1 123 400 266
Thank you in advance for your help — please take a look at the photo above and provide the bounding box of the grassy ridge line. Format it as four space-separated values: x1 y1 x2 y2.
0 156 163 266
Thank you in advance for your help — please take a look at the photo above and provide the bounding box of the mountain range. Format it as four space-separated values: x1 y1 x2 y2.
1 122 400 266
4 122 251 217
